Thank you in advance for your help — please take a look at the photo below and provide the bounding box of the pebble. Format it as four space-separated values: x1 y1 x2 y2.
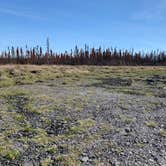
125 128 131 133
80 156 89 162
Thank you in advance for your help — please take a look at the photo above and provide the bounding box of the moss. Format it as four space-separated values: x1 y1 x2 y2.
53 154 80 166
15 73 36 85
0 77 15 87
69 119 95 134
136 143 145 148
32 129 55 145
22 125 35 133
3 127 20 137
13 114 25 121
0 140 21 160
32 134 49 145
46 146 57 154
119 115 135 124
24 103 39 114
0 89 28 98
59 95 89 112
41 157 52 166
145 121 157 128
159 129 166 137
78 119 96 128
0 89 40 119
3 149 20 160
113 146 124 155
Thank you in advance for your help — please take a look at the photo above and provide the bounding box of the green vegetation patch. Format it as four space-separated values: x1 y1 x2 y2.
69 119 96 134
159 129 166 137
145 121 158 128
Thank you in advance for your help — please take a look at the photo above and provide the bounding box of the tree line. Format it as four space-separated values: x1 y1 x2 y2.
0 45 166 65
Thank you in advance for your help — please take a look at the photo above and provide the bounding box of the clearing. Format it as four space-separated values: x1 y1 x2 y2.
0 65 165 166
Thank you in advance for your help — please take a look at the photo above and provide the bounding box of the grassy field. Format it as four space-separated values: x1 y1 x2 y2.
0 65 166 165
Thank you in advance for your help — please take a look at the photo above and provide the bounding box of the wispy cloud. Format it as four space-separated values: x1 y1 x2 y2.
0 8 48 21
131 0 166 21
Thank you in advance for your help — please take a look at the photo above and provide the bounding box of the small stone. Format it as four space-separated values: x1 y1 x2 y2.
126 142 130 146
82 152 87 156
24 162 33 166
125 128 131 133
153 157 158 162
114 161 120 166
80 156 89 162
149 159 154 163
161 124 164 128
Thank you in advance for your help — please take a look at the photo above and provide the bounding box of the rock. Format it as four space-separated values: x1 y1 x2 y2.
23 162 33 166
125 128 131 133
161 124 164 128
153 156 158 162
146 79 155 85
9 69 18 76
80 156 89 162
46 119 70 135
149 159 154 163
112 161 120 166
146 75 166 85
102 78 132 86
30 70 41 74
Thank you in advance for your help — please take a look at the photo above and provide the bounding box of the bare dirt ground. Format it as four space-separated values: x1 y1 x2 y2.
0 65 165 166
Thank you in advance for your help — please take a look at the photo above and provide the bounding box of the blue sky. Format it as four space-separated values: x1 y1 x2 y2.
0 0 166 52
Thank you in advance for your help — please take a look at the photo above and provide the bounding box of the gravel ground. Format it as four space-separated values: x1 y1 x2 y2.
0 66 165 166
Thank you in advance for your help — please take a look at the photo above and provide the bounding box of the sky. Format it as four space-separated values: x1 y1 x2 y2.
0 0 166 53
